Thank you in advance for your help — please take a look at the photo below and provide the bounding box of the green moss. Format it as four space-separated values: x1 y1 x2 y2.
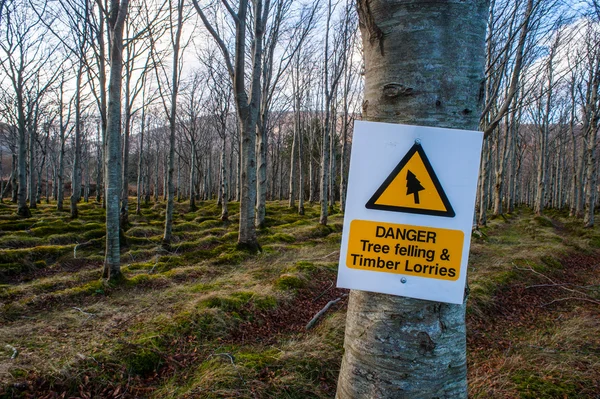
200 292 253 312
173 222 198 232
236 348 280 371
309 224 333 238
198 219 223 230
534 216 554 228
54 280 106 298
0 234 43 248
9 368 28 378
125 274 160 286
221 231 238 241
204 227 227 236
540 255 562 269
82 228 105 240
126 226 163 237
263 233 295 243
294 261 317 272
164 308 227 341
588 235 600 248
48 233 79 245
511 370 579 399
29 220 79 236
0 221 33 231
122 346 162 376
253 295 277 310
275 273 306 290
212 248 251 265
0 245 72 266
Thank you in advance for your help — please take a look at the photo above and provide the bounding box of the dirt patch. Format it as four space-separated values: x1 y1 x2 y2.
231 269 348 344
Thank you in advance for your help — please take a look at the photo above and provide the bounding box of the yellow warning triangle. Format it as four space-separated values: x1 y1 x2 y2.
366 143 455 217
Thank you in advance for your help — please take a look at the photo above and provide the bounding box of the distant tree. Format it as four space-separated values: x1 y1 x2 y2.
103 0 128 281
192 0 271 252
0 2 60 217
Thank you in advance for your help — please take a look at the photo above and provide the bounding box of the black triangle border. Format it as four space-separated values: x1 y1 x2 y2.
365 143 455 217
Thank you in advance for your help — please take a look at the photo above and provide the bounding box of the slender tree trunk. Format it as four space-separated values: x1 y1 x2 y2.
297 108 305 215
16 91 30 217
220 134 228 220
289 124 297 208
11 154 17 203
57 135 66 211
478 137 490 225
28 111 37 209
103 0 128 281
255 117 267 228
71 65 84 219
136 110 145 215
120 103 131 225
336 1 486 397
308 126 314 204
189 142 197 211
96 124 102 202
329 106 336 212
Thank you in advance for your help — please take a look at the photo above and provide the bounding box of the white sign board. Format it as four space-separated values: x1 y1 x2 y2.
336 121 483 304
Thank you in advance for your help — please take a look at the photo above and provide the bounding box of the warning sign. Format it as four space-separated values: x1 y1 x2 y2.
336 121 483 304
346 220 463 281
366 143 455 217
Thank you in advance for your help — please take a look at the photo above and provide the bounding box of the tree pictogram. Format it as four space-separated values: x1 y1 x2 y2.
406 170 425 204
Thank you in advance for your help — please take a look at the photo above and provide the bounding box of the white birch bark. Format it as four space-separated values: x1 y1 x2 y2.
336 0 487 397
102 0 128 280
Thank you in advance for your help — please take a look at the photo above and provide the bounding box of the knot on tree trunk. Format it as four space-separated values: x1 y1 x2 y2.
417 331 436 354
382 83 413 98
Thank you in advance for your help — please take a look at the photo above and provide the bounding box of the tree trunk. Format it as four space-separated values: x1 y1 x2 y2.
189 142 197 211
336 0 486 397
28 102 40 210
16 91 30 217
120 100 131 225
163 0 183 248
57 133 66 211
103 0 128 281
71 64 84 219
477 137 490 225
220 134 228 220
255 122 267 228
136 110 145 215
297 107 305 215
10 154 17 204
289 123 297 208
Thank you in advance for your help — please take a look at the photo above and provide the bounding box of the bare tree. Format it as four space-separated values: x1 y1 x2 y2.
102 0 128 281
0 1 60 217
192 0 271 252
319 0 350 225
152 0 186 248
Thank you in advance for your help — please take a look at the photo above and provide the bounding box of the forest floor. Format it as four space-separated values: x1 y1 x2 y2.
0 200 598 398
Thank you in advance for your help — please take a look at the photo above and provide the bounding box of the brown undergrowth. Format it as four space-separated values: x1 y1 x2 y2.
467 209 600 398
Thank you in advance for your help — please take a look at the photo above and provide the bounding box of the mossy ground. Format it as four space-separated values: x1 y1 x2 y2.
0 201 599 398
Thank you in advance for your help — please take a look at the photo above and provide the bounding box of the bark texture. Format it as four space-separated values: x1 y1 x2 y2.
336 0 487 397
103 0 128 280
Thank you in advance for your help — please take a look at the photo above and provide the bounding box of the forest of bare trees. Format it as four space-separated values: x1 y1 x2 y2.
0 0 599 274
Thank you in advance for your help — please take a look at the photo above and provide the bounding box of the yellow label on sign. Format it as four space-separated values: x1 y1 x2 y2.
366 143 455 217
346 219 464 281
